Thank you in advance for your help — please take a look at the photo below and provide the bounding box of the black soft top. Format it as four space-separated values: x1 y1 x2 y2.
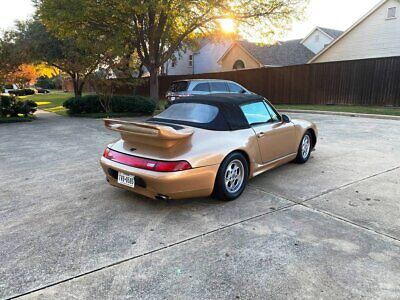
149 94 266 131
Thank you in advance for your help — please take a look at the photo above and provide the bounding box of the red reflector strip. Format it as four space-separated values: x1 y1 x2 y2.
103 148 192 172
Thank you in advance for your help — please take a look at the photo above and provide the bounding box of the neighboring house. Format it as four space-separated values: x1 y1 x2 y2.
164 25 345 74
217 27 343 71
310 0 400 63
301 27 344 54
164 39 232 75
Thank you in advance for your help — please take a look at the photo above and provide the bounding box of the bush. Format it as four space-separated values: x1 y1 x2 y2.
63 95 156 115
0 95 14 116
0 95 37 117
8 88 36 96
8 89 26 96
63 95 103 114
36 76 56 89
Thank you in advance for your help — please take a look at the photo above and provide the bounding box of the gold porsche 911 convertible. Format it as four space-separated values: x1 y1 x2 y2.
100 94 317 201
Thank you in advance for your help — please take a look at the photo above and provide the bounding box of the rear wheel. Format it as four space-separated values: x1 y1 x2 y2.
295 131 312 164
214 152 249 201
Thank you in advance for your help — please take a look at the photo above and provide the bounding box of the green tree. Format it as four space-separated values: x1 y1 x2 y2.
37 0 308 103
0 32 23 83
10 19 115 97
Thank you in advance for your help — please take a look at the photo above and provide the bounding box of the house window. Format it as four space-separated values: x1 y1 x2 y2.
315 34 320 42
387 7 397 19
233 60 245 70
188 55 193 67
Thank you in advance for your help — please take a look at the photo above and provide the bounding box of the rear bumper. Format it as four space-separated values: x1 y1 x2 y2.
100 157 219 200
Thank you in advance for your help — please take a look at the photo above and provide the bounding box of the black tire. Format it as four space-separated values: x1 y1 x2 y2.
213 152 249 201
295 131 312 164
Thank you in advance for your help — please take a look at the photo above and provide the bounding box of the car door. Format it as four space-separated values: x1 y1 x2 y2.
241 101 297 164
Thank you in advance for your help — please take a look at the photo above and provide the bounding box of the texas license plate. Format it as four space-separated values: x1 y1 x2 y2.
118 172 135 188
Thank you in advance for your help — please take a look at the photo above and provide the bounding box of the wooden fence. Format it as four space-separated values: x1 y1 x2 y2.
63 56 400 106
158 56 400 106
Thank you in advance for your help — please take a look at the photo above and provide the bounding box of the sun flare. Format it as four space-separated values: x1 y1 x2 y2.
219 18 235 33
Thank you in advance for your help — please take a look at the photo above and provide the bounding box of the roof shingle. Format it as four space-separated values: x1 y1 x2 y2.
317 27 344 39
238 39 315 66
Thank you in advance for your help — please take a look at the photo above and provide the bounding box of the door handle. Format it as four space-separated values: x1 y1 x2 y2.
257 132 265 138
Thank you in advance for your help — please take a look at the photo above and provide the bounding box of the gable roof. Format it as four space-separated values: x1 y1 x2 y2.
309 0 391 63
300 26 343 44
317 27 344 39
235 40 315 66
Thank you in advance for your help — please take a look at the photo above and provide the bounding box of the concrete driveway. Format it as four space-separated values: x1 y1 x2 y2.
1 111 399 299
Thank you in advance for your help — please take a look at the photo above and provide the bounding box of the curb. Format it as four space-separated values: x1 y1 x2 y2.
279 109 400 121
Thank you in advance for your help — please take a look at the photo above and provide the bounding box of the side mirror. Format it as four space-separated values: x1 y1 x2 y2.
281 114 291 123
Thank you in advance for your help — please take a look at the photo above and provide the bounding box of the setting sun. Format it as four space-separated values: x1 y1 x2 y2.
219 18 235 33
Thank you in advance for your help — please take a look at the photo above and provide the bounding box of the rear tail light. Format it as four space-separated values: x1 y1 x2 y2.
103 148 111 158
103 148 192 172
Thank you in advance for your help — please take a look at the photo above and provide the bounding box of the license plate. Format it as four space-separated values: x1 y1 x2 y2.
170 96 176 101
118 172 135 188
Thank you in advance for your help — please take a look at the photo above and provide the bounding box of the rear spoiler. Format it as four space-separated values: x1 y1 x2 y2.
104 119 194 148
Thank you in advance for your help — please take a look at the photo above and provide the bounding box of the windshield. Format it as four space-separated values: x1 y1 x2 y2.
168 81 189 92
156 103 219 124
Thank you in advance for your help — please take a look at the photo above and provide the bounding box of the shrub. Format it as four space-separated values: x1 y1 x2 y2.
0 95 14 117
36 76 56 89
63 95 103 114
0 95 37 117
8 88 36 96
63 95 156 115
18 100 38 116
8 89 25 96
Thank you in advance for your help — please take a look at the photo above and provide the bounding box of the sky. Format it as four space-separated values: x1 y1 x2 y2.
284 0 381 40
0 0 382 39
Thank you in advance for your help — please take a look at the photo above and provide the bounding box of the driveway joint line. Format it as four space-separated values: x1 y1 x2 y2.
301 165 400 204
7 202 296 299
300 203 400 243
250 178 400 244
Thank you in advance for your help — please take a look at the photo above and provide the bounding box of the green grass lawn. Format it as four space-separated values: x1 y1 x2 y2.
275 104 400 117
22 90 74 116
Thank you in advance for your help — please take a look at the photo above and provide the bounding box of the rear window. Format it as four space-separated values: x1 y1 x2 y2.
228 83 245 93
169 81 188 92
156 103 218 124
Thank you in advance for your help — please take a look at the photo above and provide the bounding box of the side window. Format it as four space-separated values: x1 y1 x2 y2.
264 101 281 122
210 82 229 92
192 83 210 92
227 83 245 93
241 102 272 125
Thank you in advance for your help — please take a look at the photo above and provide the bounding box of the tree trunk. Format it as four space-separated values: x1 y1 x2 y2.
77 81 85 97
149 67 159 106
71 74 84 97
